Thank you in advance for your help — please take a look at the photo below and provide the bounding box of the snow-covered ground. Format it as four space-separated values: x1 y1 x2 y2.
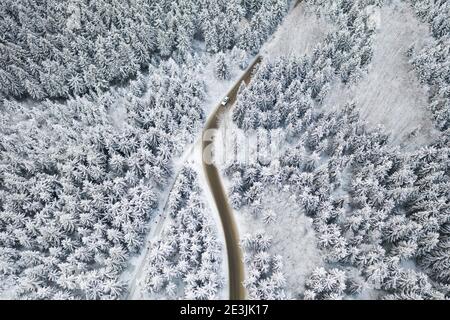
262 1 331 59
324 0 438 147
264 0 437 148
0 276 16 299
236 187 323 298
215 110 323 298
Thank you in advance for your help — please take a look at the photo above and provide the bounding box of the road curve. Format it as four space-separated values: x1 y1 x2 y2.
202 56 262 300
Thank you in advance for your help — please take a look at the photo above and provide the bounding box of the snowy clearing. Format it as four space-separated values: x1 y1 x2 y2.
237 187 323 298
325 0 439 147
262 1 331 59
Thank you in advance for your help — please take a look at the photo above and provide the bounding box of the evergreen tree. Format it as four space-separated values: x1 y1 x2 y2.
214 52 231 80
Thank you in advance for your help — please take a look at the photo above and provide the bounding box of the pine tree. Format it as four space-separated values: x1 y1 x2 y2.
214 52 231 81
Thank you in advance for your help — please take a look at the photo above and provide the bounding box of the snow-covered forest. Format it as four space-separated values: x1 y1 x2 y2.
0 59 205 299
408 0 450 131
242 232 287 299
140 166 224 300
0 0 291 299
0 0 288 99
1 0 449 301
220 0 450 300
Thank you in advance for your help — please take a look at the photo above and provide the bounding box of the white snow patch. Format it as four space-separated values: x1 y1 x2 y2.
262 1 331 58
0 276 16 299
237 187 323 298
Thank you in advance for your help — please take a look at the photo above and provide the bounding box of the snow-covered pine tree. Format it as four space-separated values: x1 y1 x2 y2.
214 52 231 80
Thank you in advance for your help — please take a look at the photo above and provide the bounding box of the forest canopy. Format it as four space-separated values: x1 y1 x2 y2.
0 0 288 99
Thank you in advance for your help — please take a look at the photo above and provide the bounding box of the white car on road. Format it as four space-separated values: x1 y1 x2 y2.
221 96 230 106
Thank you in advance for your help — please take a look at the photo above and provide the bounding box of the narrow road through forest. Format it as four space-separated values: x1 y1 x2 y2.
202 0 302 300
202 56 262 300
128 0 302 300
127 57 262 300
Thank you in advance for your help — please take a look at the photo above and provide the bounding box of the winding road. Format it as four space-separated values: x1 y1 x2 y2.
202 1 302 300
127 58 262 300
202 56 262 300
128 0 302 300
